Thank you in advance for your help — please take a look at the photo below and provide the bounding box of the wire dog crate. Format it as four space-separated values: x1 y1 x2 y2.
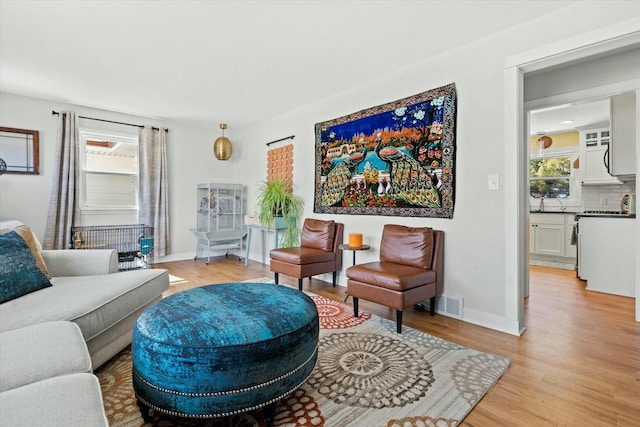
71 224 154 270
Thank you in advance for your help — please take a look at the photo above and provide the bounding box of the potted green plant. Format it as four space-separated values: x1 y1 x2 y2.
256 179 304 248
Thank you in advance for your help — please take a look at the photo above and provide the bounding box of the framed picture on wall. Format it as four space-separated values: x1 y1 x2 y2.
0 126 40 175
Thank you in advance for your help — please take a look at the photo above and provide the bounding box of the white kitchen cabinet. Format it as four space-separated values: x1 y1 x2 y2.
580 127 621 185
610 92 637 179
578 216 636 297
530 213 565 257
530 213 578 264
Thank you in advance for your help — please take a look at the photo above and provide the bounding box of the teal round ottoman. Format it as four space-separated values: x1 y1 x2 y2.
132 283 319 419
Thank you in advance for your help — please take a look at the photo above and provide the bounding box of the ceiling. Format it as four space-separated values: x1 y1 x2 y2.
529 99 611 136
0 1 575 130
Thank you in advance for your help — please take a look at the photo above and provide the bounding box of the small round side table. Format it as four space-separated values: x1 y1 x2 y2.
339 244 371 266
340 244 370 302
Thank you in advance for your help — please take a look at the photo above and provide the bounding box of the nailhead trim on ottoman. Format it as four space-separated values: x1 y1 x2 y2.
132 283 319 418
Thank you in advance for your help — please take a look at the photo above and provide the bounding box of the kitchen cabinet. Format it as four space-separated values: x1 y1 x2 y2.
578 216 635 297
529 213 578 264
610 92 637 179
580 127 621 185
530 213 565 257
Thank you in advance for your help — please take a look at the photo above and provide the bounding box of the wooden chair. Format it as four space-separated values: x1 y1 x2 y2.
346 224 444 333
270 219 344 291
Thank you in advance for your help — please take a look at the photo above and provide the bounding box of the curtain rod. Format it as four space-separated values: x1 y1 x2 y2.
51 111 168 132
266 135 295 147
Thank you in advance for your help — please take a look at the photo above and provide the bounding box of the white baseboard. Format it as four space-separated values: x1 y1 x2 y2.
462 308 522 336
155 251 196 264
157 249 246 264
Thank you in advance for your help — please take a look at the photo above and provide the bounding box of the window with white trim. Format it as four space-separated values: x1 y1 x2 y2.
529 147 579 203
80 129 139 210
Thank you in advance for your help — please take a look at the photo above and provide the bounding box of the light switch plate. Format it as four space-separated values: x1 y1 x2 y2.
488 174 499 190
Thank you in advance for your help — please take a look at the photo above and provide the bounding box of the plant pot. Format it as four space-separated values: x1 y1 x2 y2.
274 216 286 229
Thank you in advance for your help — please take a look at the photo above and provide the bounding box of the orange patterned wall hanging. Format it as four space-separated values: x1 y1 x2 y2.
267 143 293 188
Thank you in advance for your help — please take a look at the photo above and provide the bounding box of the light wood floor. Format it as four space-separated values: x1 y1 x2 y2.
157 258 640 426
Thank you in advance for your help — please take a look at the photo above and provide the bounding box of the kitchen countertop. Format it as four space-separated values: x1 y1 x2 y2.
574 213 636 219
530 210 636 219
530 210 578 214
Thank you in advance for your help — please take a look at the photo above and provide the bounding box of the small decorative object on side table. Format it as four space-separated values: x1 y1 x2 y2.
348 233 363 248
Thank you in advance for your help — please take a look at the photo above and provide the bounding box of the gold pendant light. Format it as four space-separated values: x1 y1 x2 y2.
213 123 232 160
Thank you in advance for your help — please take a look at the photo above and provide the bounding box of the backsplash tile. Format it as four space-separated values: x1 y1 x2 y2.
582 182 636 211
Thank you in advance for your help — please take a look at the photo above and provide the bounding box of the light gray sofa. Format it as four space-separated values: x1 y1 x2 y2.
0 321 109 426
1 249 169 368
0 220 170 425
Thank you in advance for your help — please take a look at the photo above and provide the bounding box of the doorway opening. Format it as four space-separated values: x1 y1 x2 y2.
508 30 640 332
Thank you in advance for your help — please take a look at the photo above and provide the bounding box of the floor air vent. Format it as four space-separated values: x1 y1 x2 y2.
418 294 463 319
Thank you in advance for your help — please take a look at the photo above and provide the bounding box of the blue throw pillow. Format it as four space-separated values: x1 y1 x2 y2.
0 231 52 304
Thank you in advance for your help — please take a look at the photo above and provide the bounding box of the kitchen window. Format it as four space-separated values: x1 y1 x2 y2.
79 129 139 210
529 148 579 203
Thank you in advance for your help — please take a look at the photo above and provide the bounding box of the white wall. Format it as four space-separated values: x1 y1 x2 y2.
0 92 235 260
524 47 640 103
234 2 639 334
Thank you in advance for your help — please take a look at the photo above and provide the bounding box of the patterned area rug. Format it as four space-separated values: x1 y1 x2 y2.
96 280 510 426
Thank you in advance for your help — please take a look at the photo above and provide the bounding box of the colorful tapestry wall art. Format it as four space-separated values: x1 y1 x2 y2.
314 83 456 219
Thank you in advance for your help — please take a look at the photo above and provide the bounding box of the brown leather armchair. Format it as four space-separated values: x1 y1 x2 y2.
346 224 444 333
270 219 344 291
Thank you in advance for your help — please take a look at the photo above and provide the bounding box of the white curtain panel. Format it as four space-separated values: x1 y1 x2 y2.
138 126 170 256
44 111 80 249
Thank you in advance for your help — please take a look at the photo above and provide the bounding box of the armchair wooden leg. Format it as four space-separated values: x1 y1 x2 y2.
430 296 436 316
396 310 403 333
353 297 359 317
332 271 337 287
274 273 279 284
298 278 303 291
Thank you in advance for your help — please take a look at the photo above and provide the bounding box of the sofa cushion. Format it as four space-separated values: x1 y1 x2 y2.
301 219 335 251
0 225 51 279
0 231 52 304
0 269 169 342
379 224 434 269
0 321 92 392
42 249 118 277
0 373 108 427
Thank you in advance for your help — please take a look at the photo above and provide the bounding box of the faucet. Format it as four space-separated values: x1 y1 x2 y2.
539 196 544 212
557 198 565 212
